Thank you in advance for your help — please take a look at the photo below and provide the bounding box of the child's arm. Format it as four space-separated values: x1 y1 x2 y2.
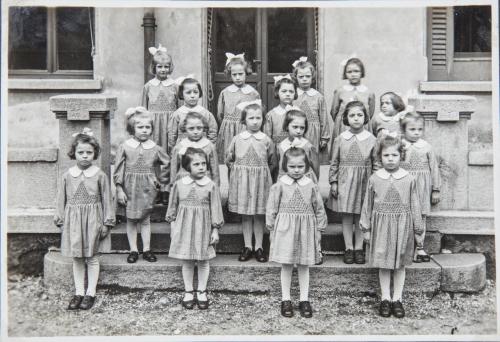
369 115 378 136
371 139 381 172
318 95 330 150
216 91 224 126
328 137 341 198
141 83 149 108
209 182 224 229
54 175 67 228
167 113 179 154
263 112 273 141
410 177 425 245
113 144 127 206
209 145 220 187
165 182 179 223
330 89 341 122
368 92 376 119
309 145 320 180
265 183 281 231
312 184 328 232
99 173 116 227
169 148 180 191
156 147 171 186
267 139 277 175
206 111 219 145
224 136 237 170
359 178 374 242
427 146 441 204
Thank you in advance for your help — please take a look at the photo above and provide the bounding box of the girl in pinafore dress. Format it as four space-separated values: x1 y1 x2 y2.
168 77 218 153
330 57 375 139
216 52 260 163
327 101 377 265
291 57 330 155
360 134 423 319
54 129 115 310
399 112 441 262
226 101 275 263
266 147 327 318
169 112 219 191
166 147 224 310
264 74 297 147
114 107 170 264
370 92 406 137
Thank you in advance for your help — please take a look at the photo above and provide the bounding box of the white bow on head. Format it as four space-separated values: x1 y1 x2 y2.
340 53 358 68
236 99 262 111
148 43 167 56
225 52 245 65
124 106 148 120
72 127 94 138
384 131 399 138
175 73 196 86
273 74 293 84
284 104 302 113
292 56 308 68
289 138 305 148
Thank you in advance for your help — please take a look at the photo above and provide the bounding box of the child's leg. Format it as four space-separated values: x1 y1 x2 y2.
241 215 253 249
72 257 86 296
253 215 264 251
392 266 406 302
378 269 391 301
182 260 195 293
139 215 151 252
85 256 100 297
341 214 354 250
416 215 429 256
197 260 210 292
297 265 310 301
126 220 139 252
281 264 293 301
353 214 363 250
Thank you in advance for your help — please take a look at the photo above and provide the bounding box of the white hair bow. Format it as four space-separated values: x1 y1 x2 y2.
175 73 196 86
148 43 167 56
385 131 399 138
236 99 262 111
225 52 245 65
292 56 308 68
72 127 94 138
340 53 358 68
290 138 304 148
125 106 148 120
284 105 302 112
273 74 293 84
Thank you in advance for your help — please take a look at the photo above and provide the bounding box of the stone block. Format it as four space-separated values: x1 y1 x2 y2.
7 208 57 233
432 253 486 292
468 150 493 165
8 233 60 276
427 210 494 235
424 231 442 254
468 165 494 210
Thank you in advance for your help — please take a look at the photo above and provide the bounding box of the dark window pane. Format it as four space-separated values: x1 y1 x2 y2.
268 8 309 73
8 7 47 70
56 7 94 70
214 8 256 73
454 6 491 53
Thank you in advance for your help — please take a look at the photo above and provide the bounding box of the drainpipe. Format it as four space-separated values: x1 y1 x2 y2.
142 8 156 83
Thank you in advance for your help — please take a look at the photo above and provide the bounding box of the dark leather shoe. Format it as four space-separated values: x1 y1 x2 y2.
392 300 405 318
181 291 195 310
281 300 294 318
67 295 83 310
197 291 209 310
379 300 391 317
343 249 354 264
161 191 169 206
143 250 157 262
354 249 365 264
255 248 267 262
238 247 252 262
79 295 95 310
127 251 139 263
299 301 313 318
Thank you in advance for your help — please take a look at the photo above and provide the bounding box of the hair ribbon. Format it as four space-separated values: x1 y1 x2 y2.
225 52 245 66
148 43 167 56
175 73 196 86
292 56 308 68
236 99 262 111
284 105 302 113
72 127 94 138
125 106 148 120
273 74 293 84
340 53 358 68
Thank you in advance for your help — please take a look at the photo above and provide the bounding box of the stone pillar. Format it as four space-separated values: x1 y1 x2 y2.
408 95 476 210
143 8 156 83
50 94 117 180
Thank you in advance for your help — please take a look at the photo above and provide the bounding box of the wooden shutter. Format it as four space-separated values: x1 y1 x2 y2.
427 7 453 81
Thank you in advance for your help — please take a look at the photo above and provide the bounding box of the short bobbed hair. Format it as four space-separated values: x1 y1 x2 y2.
180 111 208 134
380 92 406 113
181 147 208 172
400 111 424 133
224 57 252 77
149 52 173 76
239 103 263 126
342 58 366 79
178 78 203 100
282 109 309 135
274 77 298 100
282 147 311 173
342 101 370 126
68 134 101 160
376 133 406 162
292 61 316 80
126 107 154 136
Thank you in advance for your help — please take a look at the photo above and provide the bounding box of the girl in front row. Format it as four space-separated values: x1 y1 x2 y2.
267 147 327 318
55 129 115 310
226 101 275 263
166 147 224 310
360 134 423 318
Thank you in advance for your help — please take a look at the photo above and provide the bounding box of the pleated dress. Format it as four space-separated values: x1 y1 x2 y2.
276 137 319 183
263 105 289 145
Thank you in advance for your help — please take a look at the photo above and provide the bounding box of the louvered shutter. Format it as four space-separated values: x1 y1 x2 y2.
427 7 453 81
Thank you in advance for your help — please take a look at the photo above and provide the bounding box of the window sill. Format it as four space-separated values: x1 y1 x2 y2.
419 81 491 93
8 78 102 91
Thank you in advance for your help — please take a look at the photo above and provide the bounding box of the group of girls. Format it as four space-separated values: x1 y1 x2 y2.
55 45 441 320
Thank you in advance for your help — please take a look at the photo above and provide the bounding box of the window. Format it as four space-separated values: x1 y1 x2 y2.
8 7 95 78
427 6 491 81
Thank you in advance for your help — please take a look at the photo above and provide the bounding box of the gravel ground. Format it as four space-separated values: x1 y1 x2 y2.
7 275 498 337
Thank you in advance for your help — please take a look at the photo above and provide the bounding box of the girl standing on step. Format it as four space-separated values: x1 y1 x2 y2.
327 101 377 265
226 101 275 263
360 134 423 318
54 128 115 310
399 112 441 262
216 52 260 163
370 92 406 137
114 107 170 264
166 147 224 310
266 147 327 318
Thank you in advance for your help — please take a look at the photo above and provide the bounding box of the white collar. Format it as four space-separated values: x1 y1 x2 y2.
240 131 266 140
125 138 156 150
178 104 204 114
227 84 254 95
407 138 426 148
340 130 371 142
149 77 175 87
280 174 312 186
343 84 368 92
280 137 308 151
297 88 318 97
69 165 100 178
273 105 287 115
378 111 402 122
376 168 408 180
181 176 211 186
178 137 210 154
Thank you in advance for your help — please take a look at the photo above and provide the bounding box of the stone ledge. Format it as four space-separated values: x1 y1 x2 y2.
468 150 493 166
420 81 492 93
8 78 102 90
8 148 58 162
409 94 477 113
432 253 486 292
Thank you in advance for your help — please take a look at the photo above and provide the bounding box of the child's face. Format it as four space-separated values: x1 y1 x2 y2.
296 68 313 90
189 154 207 179
245 108 263 133
345 63 362 85
404 120 424 142
134 118 152 141
230 64 246 87
380 95 396 116
347 107 365 132
185 118 204 142
75 142 95 169
278 83 295 105
381 145 401 172
286 155 307 180
155 62 172 80
288 117 306 138
183 83 200 107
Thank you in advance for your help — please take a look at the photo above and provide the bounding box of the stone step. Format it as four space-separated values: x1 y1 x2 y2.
43 252 486 295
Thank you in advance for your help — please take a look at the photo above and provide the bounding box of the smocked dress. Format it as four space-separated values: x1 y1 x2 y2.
360 168 423 269
169 137 220 191
54 165 115 258
141 77 179 152
225 131 275 215
168 104 218 153
276 137 319 183
166 176 224 260
263 105 289 146
293 88 330 150
114 138 170 220
216 84 260 163
266 175 327 265
330 84 375 139
370 111 404 137
400 138 441 215
327 130 377 214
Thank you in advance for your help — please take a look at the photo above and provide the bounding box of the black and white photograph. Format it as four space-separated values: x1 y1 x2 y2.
2 0 499 339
